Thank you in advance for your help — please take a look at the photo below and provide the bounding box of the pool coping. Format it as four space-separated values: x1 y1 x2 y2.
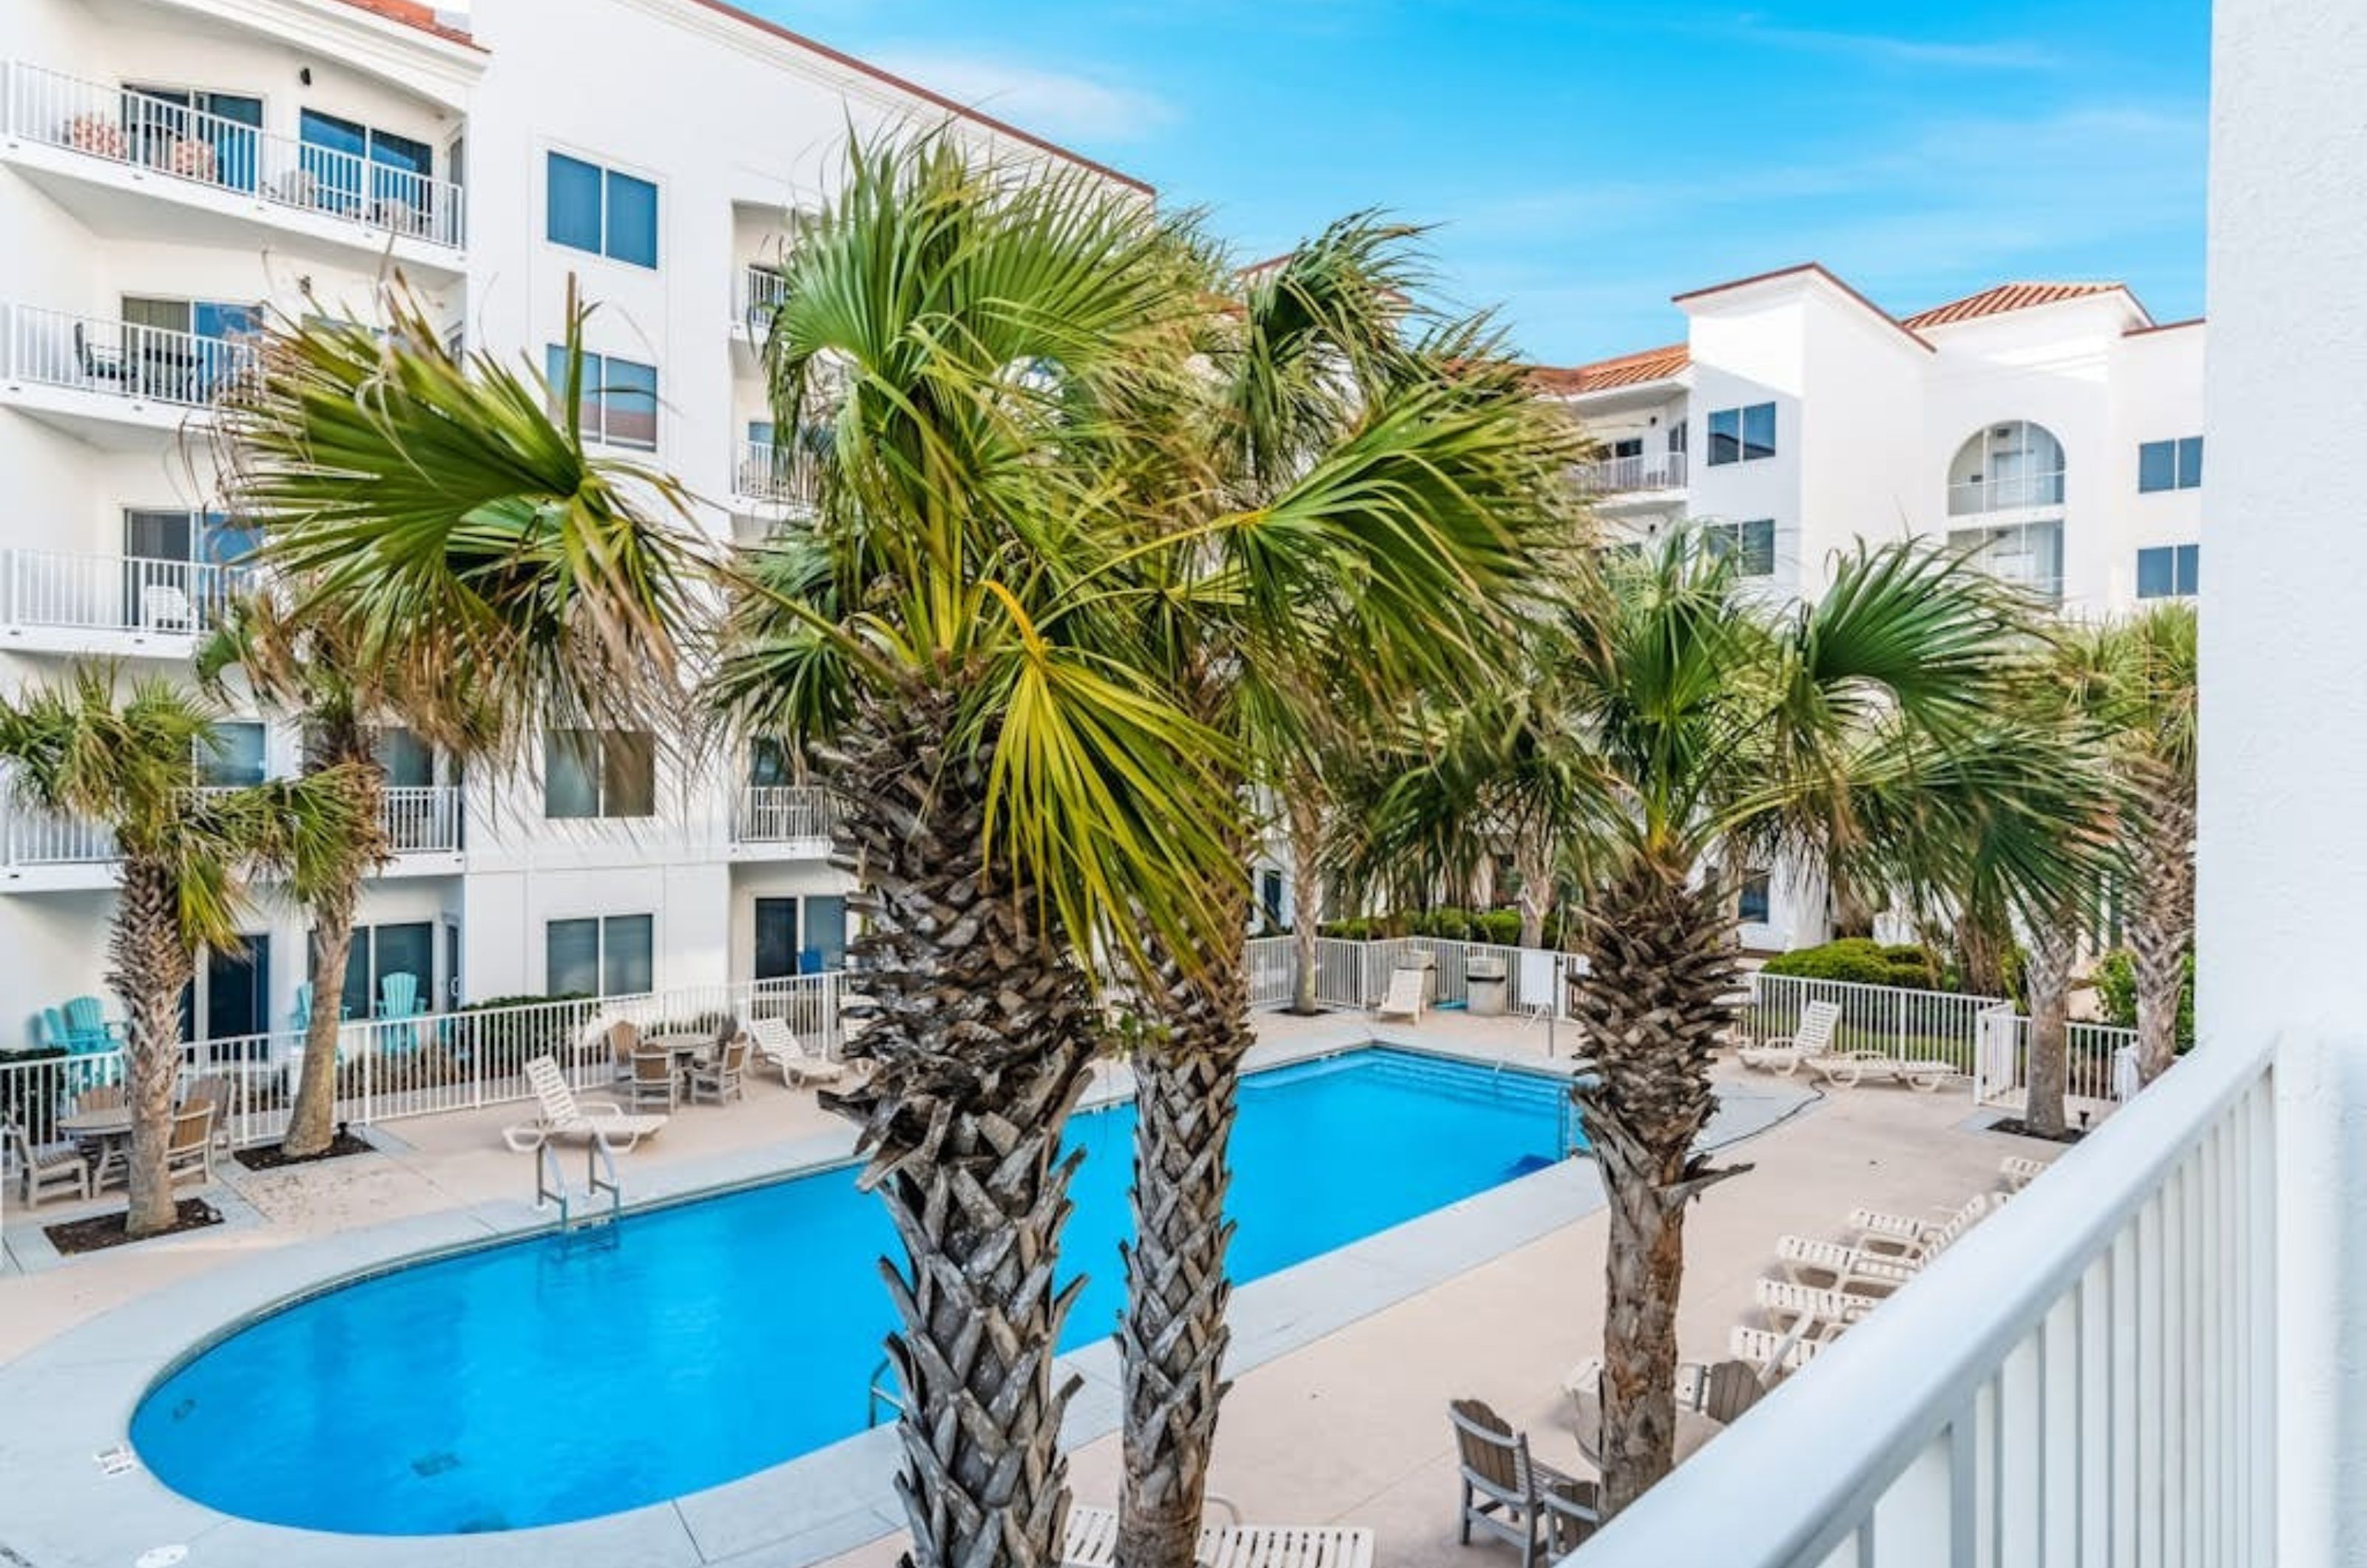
0 1026 1817 1568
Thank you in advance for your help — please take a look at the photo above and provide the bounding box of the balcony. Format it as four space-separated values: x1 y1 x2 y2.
1947 469 2065 516
1 63 466 263
732 785 835 856
1579 1030 2275 1565
1573 450 1686 499
734 439 817 510
1 306 256 436
1 785 465 890
0 550 257 655
737 263 786 339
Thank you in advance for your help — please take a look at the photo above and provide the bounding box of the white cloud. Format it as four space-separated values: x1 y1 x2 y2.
872 52 1175 143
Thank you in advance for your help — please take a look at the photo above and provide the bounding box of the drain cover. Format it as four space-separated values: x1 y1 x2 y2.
93 1445 137 1477
411 1450 460 1478
135 1549 188 1568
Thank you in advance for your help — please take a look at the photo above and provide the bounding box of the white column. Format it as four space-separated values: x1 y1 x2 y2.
2201 4 2367 1562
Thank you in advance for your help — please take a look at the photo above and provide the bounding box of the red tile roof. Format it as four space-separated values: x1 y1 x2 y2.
1899 281 2126 329
326 0 479 48
1531 342 1689 396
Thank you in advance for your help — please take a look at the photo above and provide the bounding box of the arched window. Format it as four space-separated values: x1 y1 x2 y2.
1948 421 2066 516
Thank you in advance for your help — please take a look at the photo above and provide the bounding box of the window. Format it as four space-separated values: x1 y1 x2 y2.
375 727 436 788
197 721 267 787
1607 436 1644 460
1668 420 1688 455
340 921 434 1018
1738 871 1772 925
298 109 433 221
544 729 655 819
121 87 263 192
1706 402 1776 466
2137 544 2201 599
1704 518 1777 577
546 346 658 450
1949 422 2066 515
547 914 653 998
1949 519 2064 606
1260 868 1286 929
546 151 658 267
2138 436 2204 493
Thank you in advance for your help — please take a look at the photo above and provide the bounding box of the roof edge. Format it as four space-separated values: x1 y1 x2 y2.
1672 262 1934 354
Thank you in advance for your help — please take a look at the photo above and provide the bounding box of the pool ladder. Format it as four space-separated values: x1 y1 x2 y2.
536 1140 624 1234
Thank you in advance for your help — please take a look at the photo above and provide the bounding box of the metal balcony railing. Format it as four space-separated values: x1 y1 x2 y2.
735 440 817 506
1 550 257 635
740 263 787 336
382 785 463 855
1947 469 2067 516
1573 450 1687 495
734 785 834 846
4 61 466 249
2 785 463 868
4 305 257 408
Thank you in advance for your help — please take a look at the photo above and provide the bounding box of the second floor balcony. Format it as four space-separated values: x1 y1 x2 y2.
1574 450 1687 499
2 305 257 431
732 785 836 856
0 550 258 655
735 439 818 509
1 61 466 260
1 785 466 891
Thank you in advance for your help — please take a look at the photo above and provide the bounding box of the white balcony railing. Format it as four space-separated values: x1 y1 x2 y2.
740 263 787 336
1 550 257 637
1574 450 1687 496
735 785 834 846
735 439 817 506
4 305 257 408
1579 1031 2277 1566
4 62 466 249
381 785 463 855
1948 469 2067 516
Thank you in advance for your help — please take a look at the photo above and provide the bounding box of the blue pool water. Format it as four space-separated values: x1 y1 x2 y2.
132 1047 1570 1535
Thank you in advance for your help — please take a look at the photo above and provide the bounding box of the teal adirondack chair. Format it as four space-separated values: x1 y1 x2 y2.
61 996 119 1053
379 972 422 1051
40 1006 75 1052
288 982 354 1036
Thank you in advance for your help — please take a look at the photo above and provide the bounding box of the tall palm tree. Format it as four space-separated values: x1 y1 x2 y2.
1347 533 2101 1513
709 138 1245 1568
2093 603 2198 1082
1105 230 1584 1568
195 593 495 1158
0 667 369 1234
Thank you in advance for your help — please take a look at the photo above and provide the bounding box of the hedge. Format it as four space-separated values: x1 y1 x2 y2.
1761 938 1944 991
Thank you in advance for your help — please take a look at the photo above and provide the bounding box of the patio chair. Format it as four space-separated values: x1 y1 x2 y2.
1561 1358 1734 1469
165 1102 216 1185
1735 1000 1840 1076
1772 1235 1918 1298
182 1074 239 1149
1374 965 1426 1023
602 1018 644 1086
75 1083 126 1113
1448 1399 1574 1568
624 1047 680 1114
1062 1503 1373 1568
499 1055 667 1154
61 996 120 1052
1752 1278 1871 1342
72 321 129 390
1729 1322 1825 1377
1540 1478 1604 1559
379 971 423 1051
1847 1193 1998 1260
1999 1155 2049 1193
141 582 197 632
287 981 351 1035
750 1016 845 1087
7 1119 92 1206
689 1033 749 1106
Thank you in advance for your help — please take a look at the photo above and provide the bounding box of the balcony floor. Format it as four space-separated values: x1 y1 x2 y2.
0 1011 2061 1568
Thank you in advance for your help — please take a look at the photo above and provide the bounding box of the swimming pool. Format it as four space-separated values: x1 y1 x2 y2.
132 1046 1572 1535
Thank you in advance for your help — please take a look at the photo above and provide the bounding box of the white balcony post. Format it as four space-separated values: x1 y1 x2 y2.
2201 4 2367 1563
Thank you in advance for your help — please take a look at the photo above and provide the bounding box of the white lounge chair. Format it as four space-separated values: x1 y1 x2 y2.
1813 1044 1957 1092
1064 1504 1374 1568
1735 1000 1840 1076
1729 1322 1825 1375
749 1017 846 1087
1374 966 1426 1023
1772 1235 1917 1297
1999 1154 2049 1193
1752 1277 1871 1340
1847 1192 1999 1260
502 1055 669 1153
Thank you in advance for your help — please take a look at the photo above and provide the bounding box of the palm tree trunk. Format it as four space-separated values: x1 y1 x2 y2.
109 858 195 1237
1565 859 1748 1517
284 748 382 1158
2128 774 2195 1084
1954 902 2016 1000
1513 830 1554 950
2022 919 2076 1138
1287 792 1324 1015
1118 875 1255 1568
823 686 1100 1568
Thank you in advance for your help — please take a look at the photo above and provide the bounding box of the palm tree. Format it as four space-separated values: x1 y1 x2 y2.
1347 533 2101 1513
195 593 494 1158
1104 229 1584 1567
2093 603 2198 1083
708 138 1246 1568
0 667 369 1235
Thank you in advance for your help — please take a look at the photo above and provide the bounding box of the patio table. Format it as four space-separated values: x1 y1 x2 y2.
57 1107 133 1190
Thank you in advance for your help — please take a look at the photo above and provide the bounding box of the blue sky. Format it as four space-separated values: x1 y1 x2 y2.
752 2 2212 364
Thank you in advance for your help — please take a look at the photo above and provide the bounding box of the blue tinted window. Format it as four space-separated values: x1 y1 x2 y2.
1738 872 1771 924
2138 441 2176 493
547 152 603 252
2136 546 2172 597
2176 436 2204 488
605 170 658 268
602 915 654 996
546 918 600 994
544 345 595 433
1707 407 1740 466
1741 402 1776 460
601 356 658 449
1706 518 1776 576
2137 544 2200 598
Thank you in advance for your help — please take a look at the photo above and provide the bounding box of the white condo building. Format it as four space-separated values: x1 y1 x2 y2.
1537 266 2206 952
0 0 1146 1052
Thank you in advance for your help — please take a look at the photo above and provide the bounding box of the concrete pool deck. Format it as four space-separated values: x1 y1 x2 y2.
0 1010 2056 1568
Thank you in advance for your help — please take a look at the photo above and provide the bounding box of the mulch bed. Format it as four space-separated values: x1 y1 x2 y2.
233 1129 376 1172
46 1197 222 1256
1988 1117 2087 1146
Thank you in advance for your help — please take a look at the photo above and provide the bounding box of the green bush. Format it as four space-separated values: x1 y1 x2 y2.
1476 909 1524 947
1762 938 1943 990
2092 947 2195 1053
